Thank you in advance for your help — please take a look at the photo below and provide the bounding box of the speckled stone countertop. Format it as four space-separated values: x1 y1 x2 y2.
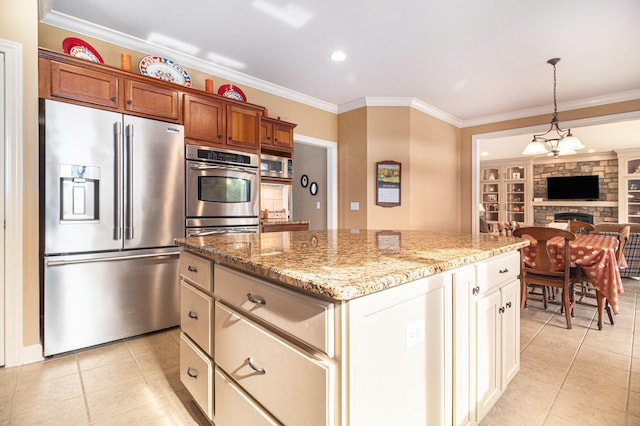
175 229 528 301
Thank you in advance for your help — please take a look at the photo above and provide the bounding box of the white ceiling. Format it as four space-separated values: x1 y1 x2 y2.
43 0 640 156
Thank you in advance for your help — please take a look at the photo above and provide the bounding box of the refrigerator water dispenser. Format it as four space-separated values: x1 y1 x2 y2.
59 164 100 222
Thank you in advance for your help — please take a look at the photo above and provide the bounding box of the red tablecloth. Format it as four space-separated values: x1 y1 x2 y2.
521 233 625 313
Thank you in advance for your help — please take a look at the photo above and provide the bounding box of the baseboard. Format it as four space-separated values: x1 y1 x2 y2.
23 343 44 365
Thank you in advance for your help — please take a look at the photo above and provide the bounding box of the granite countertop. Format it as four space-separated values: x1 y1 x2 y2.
175 229 529 301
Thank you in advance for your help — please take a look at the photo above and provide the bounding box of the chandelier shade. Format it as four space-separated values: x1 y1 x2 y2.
522 58 583 158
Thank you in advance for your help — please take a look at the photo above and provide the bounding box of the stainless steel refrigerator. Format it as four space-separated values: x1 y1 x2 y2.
41 99 185 356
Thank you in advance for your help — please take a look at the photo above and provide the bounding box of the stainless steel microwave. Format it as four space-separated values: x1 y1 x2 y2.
260 154 293 180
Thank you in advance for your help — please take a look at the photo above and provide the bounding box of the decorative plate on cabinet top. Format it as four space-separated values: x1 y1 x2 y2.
138 55 192 87
217 84 246 102
62 37 104 63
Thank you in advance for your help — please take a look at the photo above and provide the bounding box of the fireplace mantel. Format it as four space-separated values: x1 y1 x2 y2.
532 200 617 207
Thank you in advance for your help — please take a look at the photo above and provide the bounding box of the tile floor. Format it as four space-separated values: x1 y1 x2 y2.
0 327 209 425
481 277 640 426
1 278 638 425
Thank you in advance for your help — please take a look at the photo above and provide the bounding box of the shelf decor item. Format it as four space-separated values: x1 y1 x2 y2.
376 161 401 207
139 55 192 87
217 84 247 102
62 37 104 63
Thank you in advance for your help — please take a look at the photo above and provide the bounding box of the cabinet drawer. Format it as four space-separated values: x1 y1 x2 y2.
180 281 213 356
179 250 213 293
180 333 213 421
476 251 520 294
214 265 334 356
215 302 333 426
214 367 281 426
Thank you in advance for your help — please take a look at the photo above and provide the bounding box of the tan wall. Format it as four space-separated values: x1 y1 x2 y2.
1 0 40 347
459 99 640 233
338 108 368 228
38 24 338 143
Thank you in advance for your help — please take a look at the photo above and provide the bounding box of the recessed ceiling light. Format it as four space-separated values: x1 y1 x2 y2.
481 151 488 156
331 51 346 62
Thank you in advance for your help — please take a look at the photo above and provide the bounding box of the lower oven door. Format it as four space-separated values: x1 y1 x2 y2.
186 160 259 219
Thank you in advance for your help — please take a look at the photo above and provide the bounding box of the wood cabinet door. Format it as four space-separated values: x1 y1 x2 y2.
260 120 273 146
473 288 501 421
226 104 260 150
271 121 294 149
49 61 119 109
124 79 181 122
183 94 226 145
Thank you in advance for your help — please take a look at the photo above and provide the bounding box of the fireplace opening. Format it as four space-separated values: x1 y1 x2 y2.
554 212 594 224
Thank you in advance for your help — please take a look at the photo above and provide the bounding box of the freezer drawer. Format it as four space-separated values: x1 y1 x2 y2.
43 249 180 356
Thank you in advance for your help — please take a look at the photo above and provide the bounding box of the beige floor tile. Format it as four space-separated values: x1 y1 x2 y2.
479 392 547 426
517 356 569 389
126 329 178 357
157 388 210 426
543 414 578 425
15 355 78 388
77 341 135 371
134 346 180 376
145 366 185 399
11 373 84 417
9 395 88 426
81 354 144 394
90 396 173 426
631 372 640 393
85 376 156 421
569 346 630 389
627 414 640 426
629 391 640 418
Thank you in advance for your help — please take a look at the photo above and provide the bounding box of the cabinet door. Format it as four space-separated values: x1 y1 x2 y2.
226 104 261 150
260 120 273 146
501 279 520 386
183 94 226 145
124 79 180 122
49 61 119 109
271 121 294 149
474 288 501 421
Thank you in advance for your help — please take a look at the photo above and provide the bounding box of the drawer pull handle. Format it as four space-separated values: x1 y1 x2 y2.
247 293 266 305
246 357 266 374
187 310 198 320
187 265 198 273
472 286 481 295
499 307 506 314
499 268 509 274
186 367 198 378
506 301 512 308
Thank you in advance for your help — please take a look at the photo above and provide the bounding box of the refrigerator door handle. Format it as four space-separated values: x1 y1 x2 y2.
114 121 122 240
46 251 180 266
125 123 134 240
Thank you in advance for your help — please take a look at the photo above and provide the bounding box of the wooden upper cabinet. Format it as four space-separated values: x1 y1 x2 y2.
226 104 261 151
48 60 119 109
260 117 296 151
124 79 181 122
183 94 226 145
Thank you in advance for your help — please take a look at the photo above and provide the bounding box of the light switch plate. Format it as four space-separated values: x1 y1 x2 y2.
350 202 359 210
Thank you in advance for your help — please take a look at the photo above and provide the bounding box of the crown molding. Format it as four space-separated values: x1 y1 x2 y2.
40 10 640 128
461 89 640 128
40 11 338 114
338 97 463 127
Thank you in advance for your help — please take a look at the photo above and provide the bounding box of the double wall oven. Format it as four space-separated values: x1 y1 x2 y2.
186 145 259 236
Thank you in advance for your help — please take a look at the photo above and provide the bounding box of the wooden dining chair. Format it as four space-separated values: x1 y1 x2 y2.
575 225 629 329
513 226 577 329
555 220 595 234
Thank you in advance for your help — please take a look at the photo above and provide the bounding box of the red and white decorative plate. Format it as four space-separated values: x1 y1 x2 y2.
62 37 104 63
217 84 246 102
139 55 192 87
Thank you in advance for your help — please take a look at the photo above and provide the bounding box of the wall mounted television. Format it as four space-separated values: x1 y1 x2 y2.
547 175 599 200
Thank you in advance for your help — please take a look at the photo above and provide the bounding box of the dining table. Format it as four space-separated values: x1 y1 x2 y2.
520 233 625 315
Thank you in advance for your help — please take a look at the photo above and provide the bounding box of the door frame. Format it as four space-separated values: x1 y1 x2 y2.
1 38 24 367
294 134 338 229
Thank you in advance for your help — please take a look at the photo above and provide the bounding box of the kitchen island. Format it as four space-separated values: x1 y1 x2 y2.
175 229 529 425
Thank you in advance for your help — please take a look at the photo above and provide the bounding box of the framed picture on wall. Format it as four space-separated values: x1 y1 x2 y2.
376 161 401 207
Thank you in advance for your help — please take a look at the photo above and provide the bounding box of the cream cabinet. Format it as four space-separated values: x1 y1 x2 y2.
616 148 640 224
179 249 520 425
480 161 532 229
453 251 520 425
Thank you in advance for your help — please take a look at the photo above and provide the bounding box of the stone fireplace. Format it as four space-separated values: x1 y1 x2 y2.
533 158 618 225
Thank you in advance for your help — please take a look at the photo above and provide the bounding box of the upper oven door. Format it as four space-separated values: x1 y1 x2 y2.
186 161 259 219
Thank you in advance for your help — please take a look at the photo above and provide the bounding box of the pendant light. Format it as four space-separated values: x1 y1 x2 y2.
522 58 584 158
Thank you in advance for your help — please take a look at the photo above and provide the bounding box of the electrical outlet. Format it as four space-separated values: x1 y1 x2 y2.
405 320 425 350
350 202 359 210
